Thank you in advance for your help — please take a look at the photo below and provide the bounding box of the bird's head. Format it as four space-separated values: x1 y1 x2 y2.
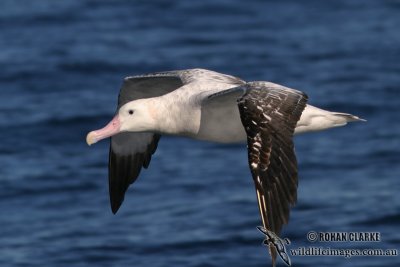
86 99 156 146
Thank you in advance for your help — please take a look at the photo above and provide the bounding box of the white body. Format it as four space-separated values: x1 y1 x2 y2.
120 80 362 143
193 103 358 143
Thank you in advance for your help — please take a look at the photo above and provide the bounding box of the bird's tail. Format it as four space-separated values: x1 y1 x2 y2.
295 105 366 134
329 112 366 127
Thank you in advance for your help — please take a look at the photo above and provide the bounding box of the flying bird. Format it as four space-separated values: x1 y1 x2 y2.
86 68 364 265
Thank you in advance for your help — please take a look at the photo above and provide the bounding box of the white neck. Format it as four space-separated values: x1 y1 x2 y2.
149 95 200 136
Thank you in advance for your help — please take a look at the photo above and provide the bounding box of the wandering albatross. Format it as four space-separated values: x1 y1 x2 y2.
86 68 364 265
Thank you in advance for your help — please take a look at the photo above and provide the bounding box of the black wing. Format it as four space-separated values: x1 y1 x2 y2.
109 72 184 214
238 81 308 265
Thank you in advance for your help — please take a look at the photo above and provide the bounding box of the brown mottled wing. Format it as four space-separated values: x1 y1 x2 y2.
237 81 308 265
109 73 184 214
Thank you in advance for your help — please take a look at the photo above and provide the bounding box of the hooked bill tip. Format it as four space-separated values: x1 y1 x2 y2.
86 131 98 146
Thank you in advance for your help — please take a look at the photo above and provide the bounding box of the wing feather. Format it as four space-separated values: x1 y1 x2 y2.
238 81 308 265
109 72 183 213
109 69 244 213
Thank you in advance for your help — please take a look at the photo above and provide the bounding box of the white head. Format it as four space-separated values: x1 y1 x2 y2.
86 99 156 145
118 100 157 132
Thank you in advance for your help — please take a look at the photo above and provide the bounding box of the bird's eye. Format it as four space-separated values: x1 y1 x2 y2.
128 110 134 115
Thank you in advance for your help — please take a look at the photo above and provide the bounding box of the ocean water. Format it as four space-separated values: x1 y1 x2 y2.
0 0 399 266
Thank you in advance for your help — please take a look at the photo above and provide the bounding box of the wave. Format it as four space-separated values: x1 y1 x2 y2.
353 213 400 227
57 61 132 74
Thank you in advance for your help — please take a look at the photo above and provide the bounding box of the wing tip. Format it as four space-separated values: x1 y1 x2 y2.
111 201 122 214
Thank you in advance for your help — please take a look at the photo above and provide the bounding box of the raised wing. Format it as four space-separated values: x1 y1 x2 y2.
119 74 183 106
109 72 184 213
237 81 308 265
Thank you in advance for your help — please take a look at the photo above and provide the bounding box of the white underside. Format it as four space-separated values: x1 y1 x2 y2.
146 80 363 144
192 104 360 143
294 105 353 134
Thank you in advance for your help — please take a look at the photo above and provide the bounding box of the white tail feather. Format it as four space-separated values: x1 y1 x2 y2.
331 112 366 123
295 105 366 134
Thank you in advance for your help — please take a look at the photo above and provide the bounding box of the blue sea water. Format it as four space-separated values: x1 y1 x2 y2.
0 0 399 266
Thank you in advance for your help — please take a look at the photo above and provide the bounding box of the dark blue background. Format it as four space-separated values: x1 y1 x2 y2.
0 0 399 266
